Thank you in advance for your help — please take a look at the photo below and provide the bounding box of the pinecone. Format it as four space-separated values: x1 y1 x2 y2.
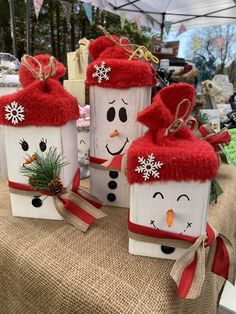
48 178 65 195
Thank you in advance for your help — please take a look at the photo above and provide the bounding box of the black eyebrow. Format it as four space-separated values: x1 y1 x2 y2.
109 100 115 104
153 192 164 199
122 98 128 105
177 194 190 201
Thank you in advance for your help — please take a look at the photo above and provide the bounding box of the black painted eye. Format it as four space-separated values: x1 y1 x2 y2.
19 139 29 151
107 107 115 122
39 138 47 152
119 107 127 122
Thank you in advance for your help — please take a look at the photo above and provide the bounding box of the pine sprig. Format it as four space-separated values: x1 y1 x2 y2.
197 112 210 126
21 147 69 192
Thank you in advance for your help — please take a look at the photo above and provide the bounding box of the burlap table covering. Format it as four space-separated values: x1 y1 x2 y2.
0 164 235 314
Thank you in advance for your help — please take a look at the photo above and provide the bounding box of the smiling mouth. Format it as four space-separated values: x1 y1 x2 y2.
105 137 129 156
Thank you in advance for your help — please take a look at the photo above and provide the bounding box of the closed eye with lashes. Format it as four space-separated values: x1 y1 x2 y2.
39 138 47 152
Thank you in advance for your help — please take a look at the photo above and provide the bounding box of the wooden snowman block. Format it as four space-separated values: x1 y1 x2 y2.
0 53 21 179
67 38 90 80
0 55 79 220
130 180 210 260
77 105 90 179
63 38 90 106
64 79 85 106
86 35 156 207
127 83 219 261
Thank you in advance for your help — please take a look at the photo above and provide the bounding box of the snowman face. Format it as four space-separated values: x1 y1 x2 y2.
130 181 210 237
90 86 151 159
4 125 62 184
4 122 78 187
77 129 90 160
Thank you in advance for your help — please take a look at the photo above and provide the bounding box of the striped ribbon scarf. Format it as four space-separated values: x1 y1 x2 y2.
8 168 106 232
128 217 235 299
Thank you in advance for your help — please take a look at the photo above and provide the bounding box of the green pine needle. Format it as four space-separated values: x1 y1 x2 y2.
20 147 69 191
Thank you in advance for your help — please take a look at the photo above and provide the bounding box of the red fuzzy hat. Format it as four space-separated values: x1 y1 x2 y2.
0 55 79 127
127 83 219 184
19 54 66 87
86 35 156 88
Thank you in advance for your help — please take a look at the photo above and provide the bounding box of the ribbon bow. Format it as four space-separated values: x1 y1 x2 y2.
21 54 57 81
8 168 106 232
171 224 235 299
164 98 197 136
128 218 235 299
196 124 231 152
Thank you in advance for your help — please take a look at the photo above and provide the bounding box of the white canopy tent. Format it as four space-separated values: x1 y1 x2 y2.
82 0 236 38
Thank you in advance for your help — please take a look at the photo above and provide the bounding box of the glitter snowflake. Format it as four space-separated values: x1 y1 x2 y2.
135 153 163 181
5 101 25 125
92 61 111 84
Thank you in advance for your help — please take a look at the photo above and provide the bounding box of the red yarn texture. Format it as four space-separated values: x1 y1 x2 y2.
19 54 66 87
0 79 79 127
127 83 219 183
86 35 156 88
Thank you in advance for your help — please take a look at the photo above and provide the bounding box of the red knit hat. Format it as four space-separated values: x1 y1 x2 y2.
86 35 156 88
127 83 219 184
19 54 66 87
0 55 79 127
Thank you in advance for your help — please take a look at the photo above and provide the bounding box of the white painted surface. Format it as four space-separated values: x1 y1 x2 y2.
4 120 78 220
0 85 20 179
90 167 130 208
219 281 236 314
78 129 90 160
90 86 151 207
63 80 85 106
129 180 211 259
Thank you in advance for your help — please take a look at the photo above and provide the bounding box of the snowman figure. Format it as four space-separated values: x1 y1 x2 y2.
86 35 156 207
0 53 21 179
127 83 219 260
77 105 90 179
0 55 79 220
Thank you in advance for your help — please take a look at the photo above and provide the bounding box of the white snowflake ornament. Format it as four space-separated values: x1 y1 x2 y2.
135 153 163 181
5 101 25 125
92 61 111 84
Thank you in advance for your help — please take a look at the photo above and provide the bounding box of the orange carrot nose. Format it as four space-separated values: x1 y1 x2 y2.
167 209 174 228
110 130 119 137
24 154 36 165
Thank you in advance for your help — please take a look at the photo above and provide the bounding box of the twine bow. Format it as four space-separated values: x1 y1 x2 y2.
21 54 57 81
97 25 159 64
164 98 197 136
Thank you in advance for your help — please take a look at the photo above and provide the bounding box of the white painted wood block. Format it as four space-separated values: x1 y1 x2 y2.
78 128 90 179
63 79 85 106
0 85 20 179
129 180 211 260
4 120 78 220
219 281 236 314
90 86 151 207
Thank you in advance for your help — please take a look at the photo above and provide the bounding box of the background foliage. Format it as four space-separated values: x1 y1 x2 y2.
0 0 151 65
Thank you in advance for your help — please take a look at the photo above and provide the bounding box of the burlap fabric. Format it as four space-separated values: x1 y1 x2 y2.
0 164 235 314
